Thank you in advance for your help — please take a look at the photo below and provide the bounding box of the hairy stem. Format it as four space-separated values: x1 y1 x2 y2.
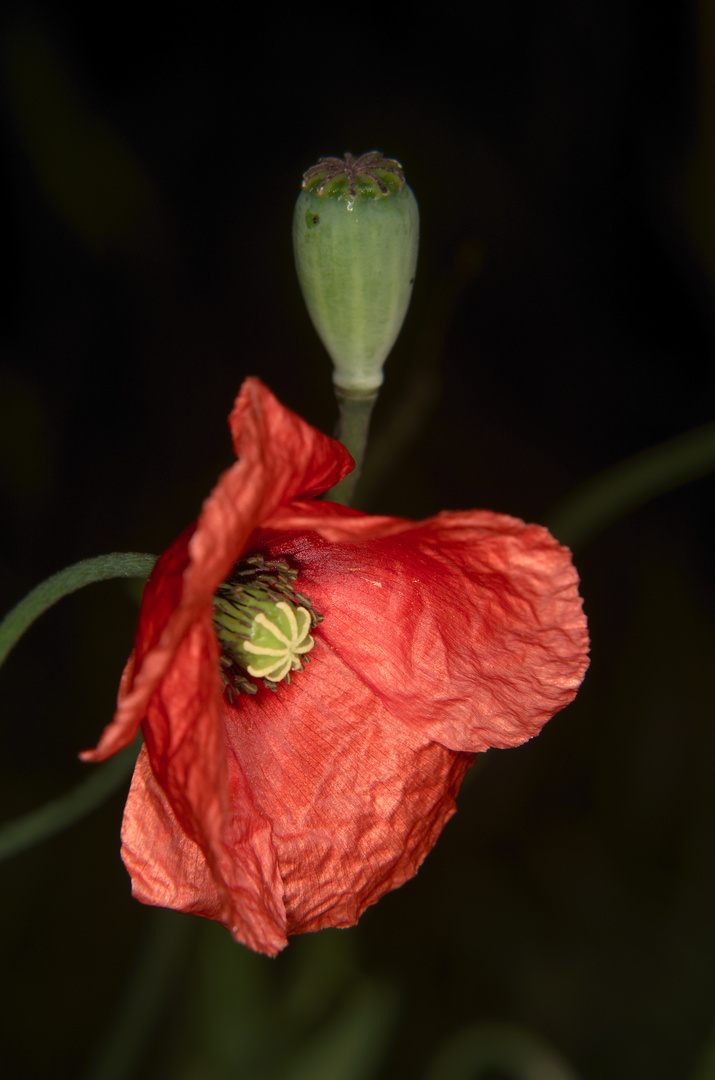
0 552 157 671
0 551 157 859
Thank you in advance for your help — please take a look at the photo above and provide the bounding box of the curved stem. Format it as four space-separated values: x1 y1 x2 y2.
0 552 157 671
0 740 140 863
327 389 379 506
544 420 715 550
0 552 156 860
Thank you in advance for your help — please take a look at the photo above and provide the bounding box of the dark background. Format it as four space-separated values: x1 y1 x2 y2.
0 3 713 1079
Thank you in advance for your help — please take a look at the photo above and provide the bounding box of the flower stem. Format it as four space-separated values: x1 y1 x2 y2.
0 739 140 863
0 552 156 860
0 552 157 671
83 909 193 1080
545 420 715 550
327 388 379 506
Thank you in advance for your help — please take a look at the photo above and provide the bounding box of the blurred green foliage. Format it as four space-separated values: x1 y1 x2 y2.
0 3 713 1080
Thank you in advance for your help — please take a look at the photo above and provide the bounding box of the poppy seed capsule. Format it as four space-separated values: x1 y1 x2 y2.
214 585 315 689
212 559 321 695
293 151 420 393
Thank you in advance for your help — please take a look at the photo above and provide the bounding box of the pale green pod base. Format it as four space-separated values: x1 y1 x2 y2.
293 185 419 393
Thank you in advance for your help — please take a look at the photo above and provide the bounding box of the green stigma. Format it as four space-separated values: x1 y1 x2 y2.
301 150 406 201
213 557 320 697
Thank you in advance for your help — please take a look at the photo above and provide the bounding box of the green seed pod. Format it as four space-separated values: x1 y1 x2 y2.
213 580 316 690
293 151 420 393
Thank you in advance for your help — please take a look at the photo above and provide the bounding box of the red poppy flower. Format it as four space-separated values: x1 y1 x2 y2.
85 378 589 956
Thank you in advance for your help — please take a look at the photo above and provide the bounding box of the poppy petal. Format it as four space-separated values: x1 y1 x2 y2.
122 744 288 954
83 378 589 955
253 506 589 753
83 379 352 762
221 653 474 935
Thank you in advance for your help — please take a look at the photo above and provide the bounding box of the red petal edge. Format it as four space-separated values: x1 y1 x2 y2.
81 379 353 954
258 502 589 753
81 379 588 956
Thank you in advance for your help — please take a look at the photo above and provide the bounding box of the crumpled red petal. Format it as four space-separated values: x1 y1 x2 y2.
83 379 353 953
84 377 589 957
256 503 589 753
83 379 353 763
